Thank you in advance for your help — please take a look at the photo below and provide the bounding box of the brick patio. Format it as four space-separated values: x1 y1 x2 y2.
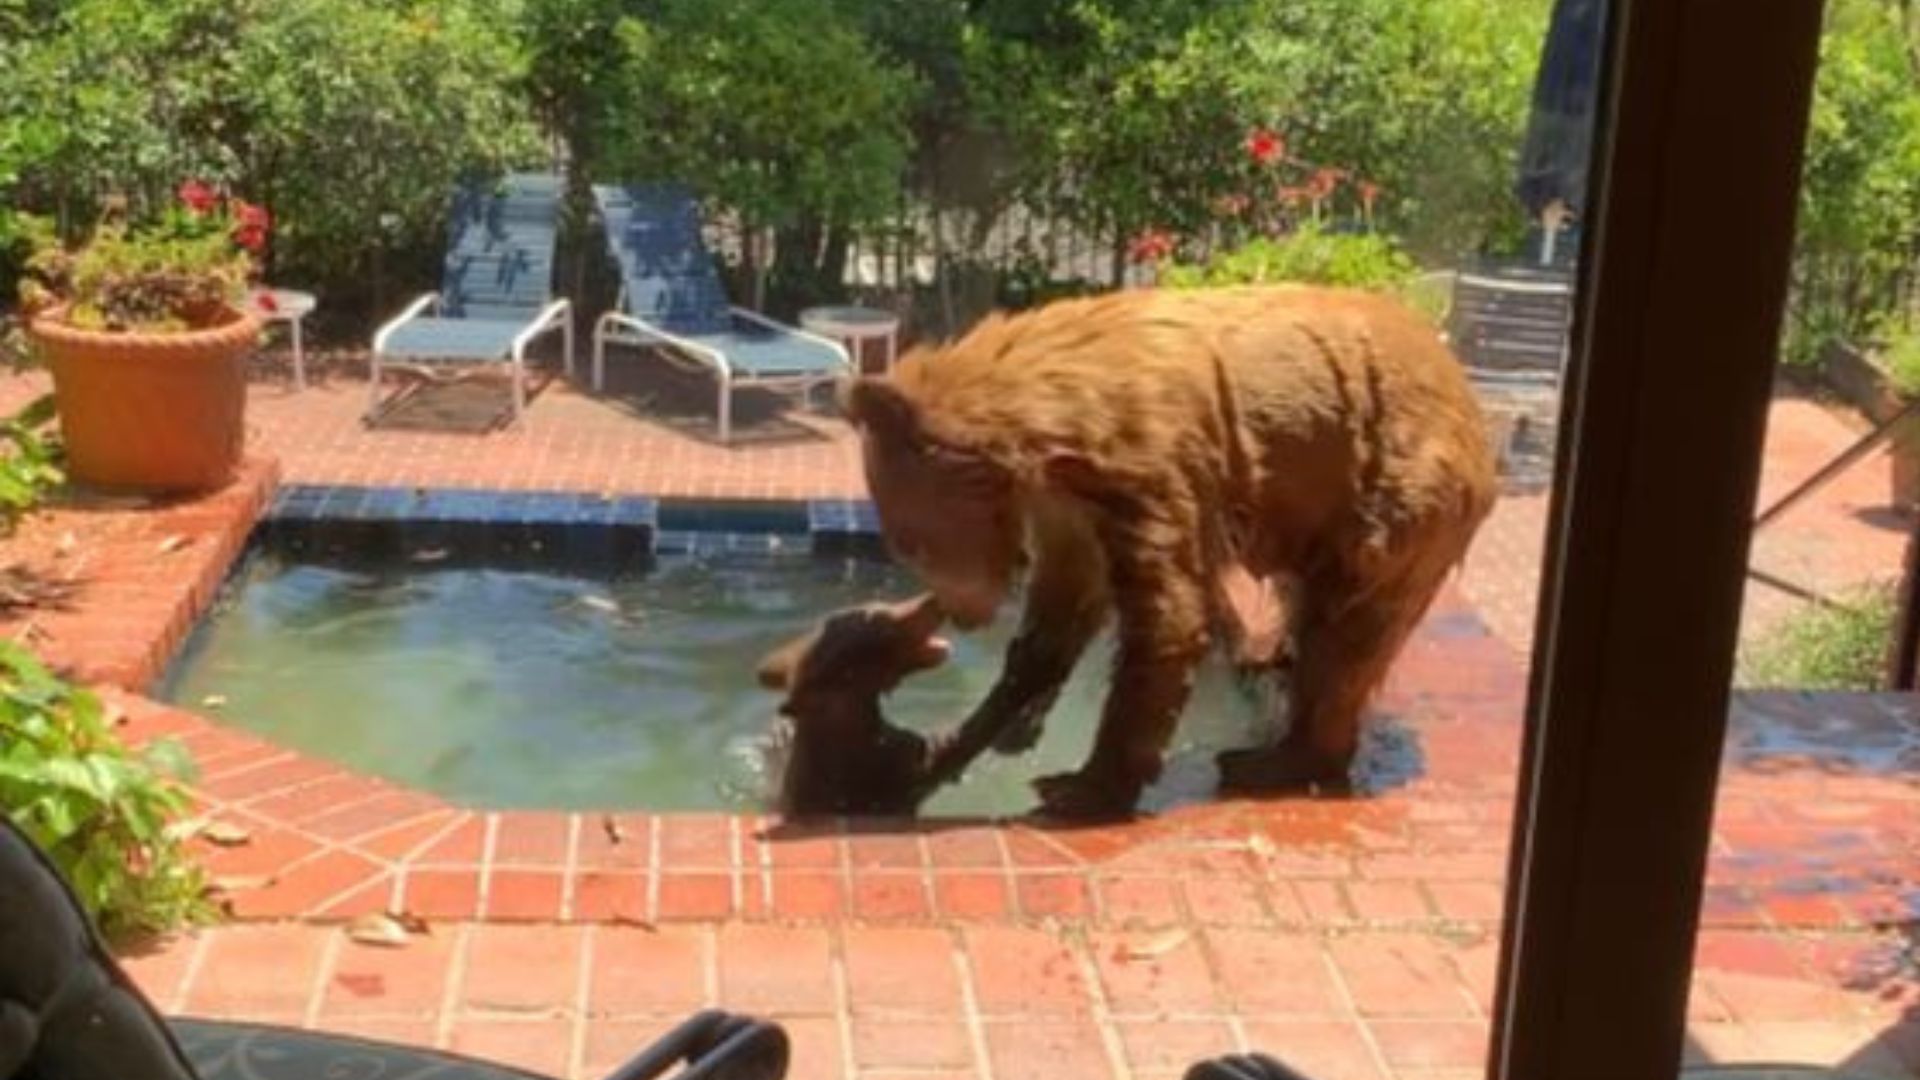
0 361 1914 1080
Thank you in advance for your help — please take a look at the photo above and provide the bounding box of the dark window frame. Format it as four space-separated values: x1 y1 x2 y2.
1489 0 1828 1078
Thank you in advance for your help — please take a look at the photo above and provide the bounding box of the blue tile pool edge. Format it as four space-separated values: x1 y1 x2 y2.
265 485 887 553
153 485 895 693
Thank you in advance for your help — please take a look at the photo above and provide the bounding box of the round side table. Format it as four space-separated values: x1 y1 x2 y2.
799 305 902 374
249 288 318 391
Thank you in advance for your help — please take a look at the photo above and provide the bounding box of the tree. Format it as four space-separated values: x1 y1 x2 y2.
0 0 541 319
1222 0 1548 261
952 0 1548 275
1789 0 1920 360
599 0 916 312
226 0 541 315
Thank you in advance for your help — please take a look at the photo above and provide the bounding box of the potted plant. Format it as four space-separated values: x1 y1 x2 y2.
16 182 268 494
1877 326 1920 511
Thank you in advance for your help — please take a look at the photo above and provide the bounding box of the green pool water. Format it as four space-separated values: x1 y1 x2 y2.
161 545 1274 816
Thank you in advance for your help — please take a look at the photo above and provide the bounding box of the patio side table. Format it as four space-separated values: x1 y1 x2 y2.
249 287 317 391
799 305 901 375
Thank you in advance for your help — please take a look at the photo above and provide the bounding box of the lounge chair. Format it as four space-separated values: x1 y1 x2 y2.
369 172 575 427
0 815 791 1080
589 184 852 443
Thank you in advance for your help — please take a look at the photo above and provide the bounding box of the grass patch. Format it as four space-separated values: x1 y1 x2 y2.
1740 583 1897 690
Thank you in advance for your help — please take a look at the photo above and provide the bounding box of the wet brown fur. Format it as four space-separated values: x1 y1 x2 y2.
755 595 950 818
842 285 1498 817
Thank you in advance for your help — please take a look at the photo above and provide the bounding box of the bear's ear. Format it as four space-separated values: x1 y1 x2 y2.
839 377 922 446
1042 451 1106 497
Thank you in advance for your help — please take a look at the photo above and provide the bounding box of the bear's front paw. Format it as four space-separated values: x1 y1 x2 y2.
1032 770 1141 821
1215 744 1350 795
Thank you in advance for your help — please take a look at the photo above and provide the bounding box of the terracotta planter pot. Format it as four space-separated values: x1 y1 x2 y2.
1893 411 1920 512
30 305 260 494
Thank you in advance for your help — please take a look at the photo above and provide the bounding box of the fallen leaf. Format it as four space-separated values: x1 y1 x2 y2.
346 913 413 949
200 821 252 847
1116 929 1188 962
601 814 627 845
389 909 432 935
610 914 657 932
578 594 620 615
56 532 77 555
201 694 229 709
210 873 277 893
157 534 193 554
163 817 208 842
1245 833 1278 862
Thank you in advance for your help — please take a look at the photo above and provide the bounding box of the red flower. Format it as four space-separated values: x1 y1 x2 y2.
1245 127 1284 166
255 290 280 313
1307 167 1341 199
178 179 218 215
1358 181 1381 211
233 224 267 254
232 200 271 232
1126 229 1175 265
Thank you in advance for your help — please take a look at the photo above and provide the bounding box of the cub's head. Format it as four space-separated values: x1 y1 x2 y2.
756 594 952 818
756 593 953 713
839 375 1022 630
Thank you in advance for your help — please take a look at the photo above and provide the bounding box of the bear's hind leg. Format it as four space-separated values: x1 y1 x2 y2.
1217 554 1452 795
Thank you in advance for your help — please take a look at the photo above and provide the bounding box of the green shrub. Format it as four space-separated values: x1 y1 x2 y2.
0 393 62 534
1161 225 1444 321
0 643 212 938
1740 584 1896 690
1162 225 1417 290
1879 324 1920 399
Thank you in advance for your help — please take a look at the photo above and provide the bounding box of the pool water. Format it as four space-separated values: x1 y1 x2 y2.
161 545 1275 816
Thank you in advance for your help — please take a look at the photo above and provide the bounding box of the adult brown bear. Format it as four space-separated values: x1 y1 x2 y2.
840 284 1498 819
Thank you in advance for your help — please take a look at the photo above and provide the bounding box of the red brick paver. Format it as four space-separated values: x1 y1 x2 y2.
116 920 1917 1080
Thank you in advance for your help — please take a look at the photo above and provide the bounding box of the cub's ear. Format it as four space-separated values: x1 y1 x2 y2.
839 376 922 445
755 638 807 692
892 593 945 638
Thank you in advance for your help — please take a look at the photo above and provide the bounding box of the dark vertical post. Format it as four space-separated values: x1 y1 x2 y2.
1489 1 1827 1079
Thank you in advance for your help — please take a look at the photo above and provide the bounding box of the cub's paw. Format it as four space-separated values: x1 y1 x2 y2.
1032 770 1140 822
1216 744 1349 795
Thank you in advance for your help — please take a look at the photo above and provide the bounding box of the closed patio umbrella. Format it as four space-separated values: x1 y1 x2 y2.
1514 0 1607 265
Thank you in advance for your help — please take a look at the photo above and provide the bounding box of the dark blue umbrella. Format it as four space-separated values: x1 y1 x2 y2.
1514 0 1607 261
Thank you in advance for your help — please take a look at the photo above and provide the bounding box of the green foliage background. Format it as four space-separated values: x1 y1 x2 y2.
4 0 1918 339
1788 0 1920 366
0 0 541 319
2 0 1572 320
